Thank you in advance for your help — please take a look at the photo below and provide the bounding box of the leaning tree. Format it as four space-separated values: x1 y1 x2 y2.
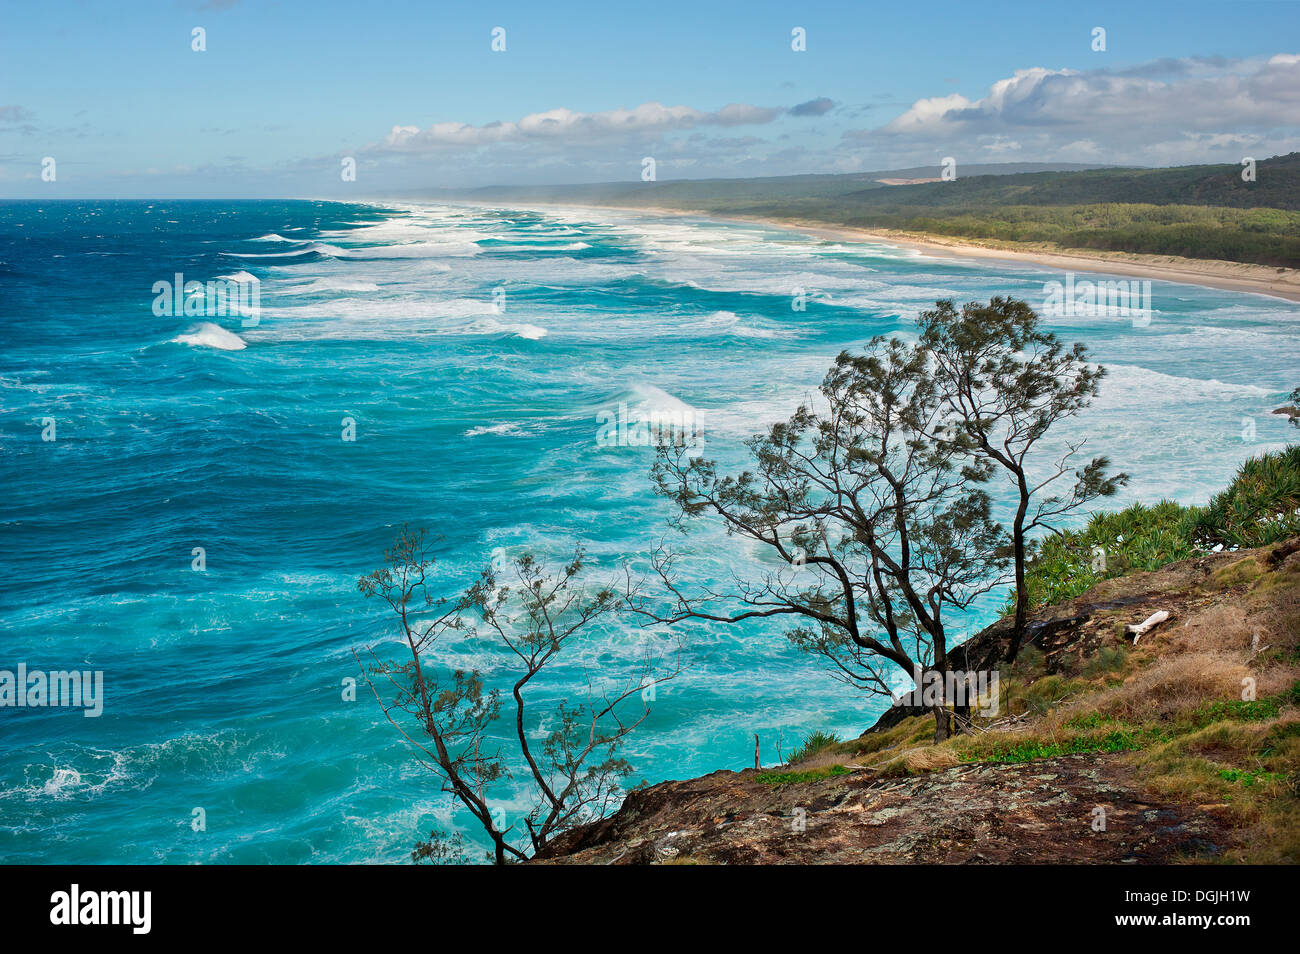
918 297 1128 663
638 337 1007 741
356 526 681 864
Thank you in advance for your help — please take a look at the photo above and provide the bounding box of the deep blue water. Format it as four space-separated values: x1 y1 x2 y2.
1 199 1296 862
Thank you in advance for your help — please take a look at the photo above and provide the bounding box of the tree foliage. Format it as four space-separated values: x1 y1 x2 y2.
918 297 1126 661
640 336 1007 740
356 526 681 864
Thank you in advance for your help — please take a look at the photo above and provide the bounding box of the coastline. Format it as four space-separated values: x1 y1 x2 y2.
479 199 1300 303
768 217 1300 304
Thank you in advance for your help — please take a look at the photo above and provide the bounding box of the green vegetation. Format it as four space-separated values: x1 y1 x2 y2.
1010 500 1199 610
749 391 1300 861
960 728 1147 763
468 153 1300 267
784 730 840 765
755 765 851 785
1198 681 1300 725
826 669 1300 858
1185 445 1300 549
1014 446 1300 612
961 682 1300 765
1065 710 1122 730
1217 768 1288 788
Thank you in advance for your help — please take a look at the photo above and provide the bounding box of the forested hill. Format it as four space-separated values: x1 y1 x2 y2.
436 153 1300 268
834 153 1300 211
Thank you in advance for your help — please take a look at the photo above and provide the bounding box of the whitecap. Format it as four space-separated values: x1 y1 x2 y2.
172 322 247 351
465 422 528 437
702 310 783 339
466 318 548 340
282 278 381 294
223 243 339 259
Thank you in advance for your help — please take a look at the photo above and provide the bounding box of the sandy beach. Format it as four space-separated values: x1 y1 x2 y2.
542 202 1300 304
771 217 1300 304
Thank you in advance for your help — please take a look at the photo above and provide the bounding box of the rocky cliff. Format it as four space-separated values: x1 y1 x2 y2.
536 537 1300 864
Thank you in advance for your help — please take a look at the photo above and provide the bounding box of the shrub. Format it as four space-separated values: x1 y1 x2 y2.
785 729 841 765
1014 446 1300 611
1183 445 1300 549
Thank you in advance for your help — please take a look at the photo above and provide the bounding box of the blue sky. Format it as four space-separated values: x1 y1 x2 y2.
2 0 1298 196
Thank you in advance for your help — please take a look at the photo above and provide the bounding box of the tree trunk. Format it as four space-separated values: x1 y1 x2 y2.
953 700 970 732
932 705 952 743
1005 478 1031 663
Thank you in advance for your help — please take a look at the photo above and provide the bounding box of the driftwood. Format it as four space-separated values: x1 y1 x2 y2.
1125 610 1172 643
1267 538 1300 566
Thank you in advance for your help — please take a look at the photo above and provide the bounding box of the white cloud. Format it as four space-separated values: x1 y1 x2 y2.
863 55 1300 164
882 92 975 134
377 101 784 153
337 53 1300 186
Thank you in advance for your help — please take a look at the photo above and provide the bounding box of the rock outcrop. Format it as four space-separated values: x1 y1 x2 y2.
535 755 1227 864
534 537 1300 864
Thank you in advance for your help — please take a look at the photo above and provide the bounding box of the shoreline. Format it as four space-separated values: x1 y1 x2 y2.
760 216 1300 304
469 199 1300 304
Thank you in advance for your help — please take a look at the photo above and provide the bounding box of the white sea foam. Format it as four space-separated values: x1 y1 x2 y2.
257 298 497 321
495 241 591 252
466 318 548 339
284 278 381 294
0 752 133 803
172 322 247 351
330 241 481 259
1098 364 1275 406
464 422 528 437
700 310 784 339
224 243 339 259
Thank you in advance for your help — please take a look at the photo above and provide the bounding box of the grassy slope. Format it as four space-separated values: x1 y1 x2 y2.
781 447 1300 863
789 540 1300 863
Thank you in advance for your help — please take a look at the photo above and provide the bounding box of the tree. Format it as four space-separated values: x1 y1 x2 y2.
638 337 1007 742
356 526 681 864
918 297 1128 664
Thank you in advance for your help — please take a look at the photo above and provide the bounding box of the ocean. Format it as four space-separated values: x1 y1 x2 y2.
1 199 1296 862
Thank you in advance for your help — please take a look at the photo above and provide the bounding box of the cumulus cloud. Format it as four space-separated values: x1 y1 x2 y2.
859 54 1300 163
378 101 784 153
339 53 1300 186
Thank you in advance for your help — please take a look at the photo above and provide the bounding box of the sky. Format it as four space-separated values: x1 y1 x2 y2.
1 0 1298 197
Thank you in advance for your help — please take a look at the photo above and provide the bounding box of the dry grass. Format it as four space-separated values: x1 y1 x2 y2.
1089 654 1250 723
765 538 1300 860
833 538 1300 860
1132 714 1300 863
1166 603 1255 654
854 744 963 777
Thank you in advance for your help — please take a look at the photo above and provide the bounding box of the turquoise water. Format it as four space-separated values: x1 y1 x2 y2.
1 199 1296 863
